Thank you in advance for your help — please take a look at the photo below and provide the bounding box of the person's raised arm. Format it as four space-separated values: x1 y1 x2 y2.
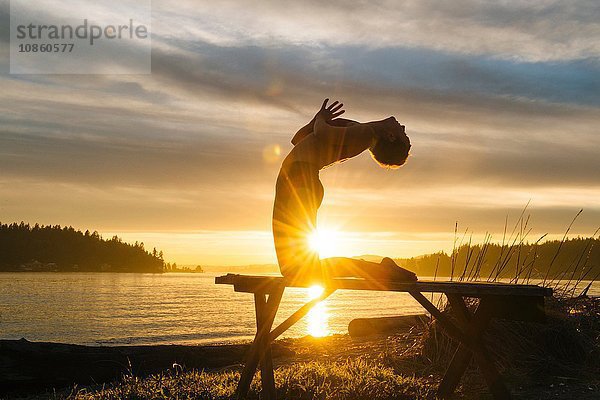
291 99 346 145
313 99 375 150
291 117 315 145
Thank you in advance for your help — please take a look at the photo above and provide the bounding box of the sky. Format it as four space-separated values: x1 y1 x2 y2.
1 0 599 266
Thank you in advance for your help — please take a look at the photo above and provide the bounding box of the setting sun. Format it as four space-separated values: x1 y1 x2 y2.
307 284 325 299
308 228 341 258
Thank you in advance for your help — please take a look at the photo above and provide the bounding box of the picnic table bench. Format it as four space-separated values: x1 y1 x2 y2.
215 274 553 399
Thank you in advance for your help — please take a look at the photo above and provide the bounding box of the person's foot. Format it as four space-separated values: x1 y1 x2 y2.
380 257 418 282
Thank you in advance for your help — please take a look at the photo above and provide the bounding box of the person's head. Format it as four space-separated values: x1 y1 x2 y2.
369 117 411 168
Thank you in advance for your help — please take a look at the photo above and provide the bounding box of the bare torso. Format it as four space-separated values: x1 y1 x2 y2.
272 127 371 281
272 135 325 281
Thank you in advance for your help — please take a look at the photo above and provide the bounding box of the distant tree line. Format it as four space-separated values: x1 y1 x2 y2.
0 222 165 273
164 263 204 273
396 237 600 281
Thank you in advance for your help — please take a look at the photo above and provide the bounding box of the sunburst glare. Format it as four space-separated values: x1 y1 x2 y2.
307 284 324 299
307 285 329 337
308 228 341 258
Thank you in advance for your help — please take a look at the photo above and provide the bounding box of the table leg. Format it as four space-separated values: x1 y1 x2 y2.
236 293 265 399
447 293 471 323
440 339 510 399
409 291 470 344
411 292 512 399
438 294 476 396
472 341 512 400
466 297 511 399
236 287 284 400
259 288 284 400
438 344 473 396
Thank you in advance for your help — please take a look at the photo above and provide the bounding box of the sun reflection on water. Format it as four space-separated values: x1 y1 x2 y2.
306 285 329 337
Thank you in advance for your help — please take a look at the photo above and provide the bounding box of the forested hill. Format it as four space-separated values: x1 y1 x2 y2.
395 237 600 281
0 222 165 273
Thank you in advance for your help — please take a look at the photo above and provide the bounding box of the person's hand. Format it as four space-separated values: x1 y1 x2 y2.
315 98 345 121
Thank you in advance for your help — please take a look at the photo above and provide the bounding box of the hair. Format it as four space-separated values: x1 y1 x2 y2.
370 134 411 169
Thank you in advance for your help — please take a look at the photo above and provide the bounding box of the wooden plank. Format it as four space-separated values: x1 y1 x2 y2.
216 274 553 297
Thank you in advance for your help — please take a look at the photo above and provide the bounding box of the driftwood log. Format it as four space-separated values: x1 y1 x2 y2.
348 314 429 337
0 338 292 396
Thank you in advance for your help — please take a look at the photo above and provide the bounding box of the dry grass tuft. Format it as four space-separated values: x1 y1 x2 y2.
384 295 600 397
59 359 437 400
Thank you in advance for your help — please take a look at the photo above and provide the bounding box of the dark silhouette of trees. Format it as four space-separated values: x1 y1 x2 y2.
396 237 600 281
0 222 165 273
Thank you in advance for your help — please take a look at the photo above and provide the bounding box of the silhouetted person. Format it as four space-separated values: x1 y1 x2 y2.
273 99 418 284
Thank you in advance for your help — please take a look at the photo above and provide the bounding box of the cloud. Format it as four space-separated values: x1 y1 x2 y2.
4 36 599 189
149 39 600 107
1 0 599 264
152 0 600 62
0 178 275 231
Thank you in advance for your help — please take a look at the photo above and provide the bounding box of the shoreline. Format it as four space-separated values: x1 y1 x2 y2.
3 317 599 400
0 333 412 397
0 338 253 395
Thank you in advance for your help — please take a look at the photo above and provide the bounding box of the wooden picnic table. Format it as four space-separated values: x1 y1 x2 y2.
215 274 553 399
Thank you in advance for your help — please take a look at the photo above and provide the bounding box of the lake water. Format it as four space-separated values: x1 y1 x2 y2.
1 273 597 346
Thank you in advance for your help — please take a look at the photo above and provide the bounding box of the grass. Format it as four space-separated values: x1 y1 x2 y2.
53 359 436 400
411 296 600 390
